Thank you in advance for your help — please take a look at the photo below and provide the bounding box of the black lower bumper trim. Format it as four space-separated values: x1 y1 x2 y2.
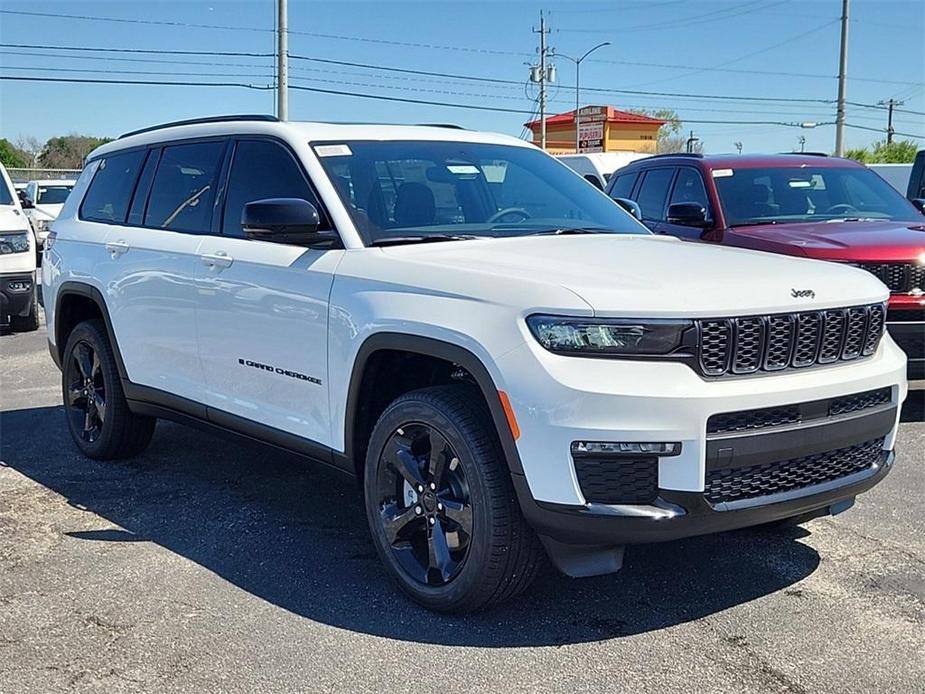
513 450 893 546
0 272 36 321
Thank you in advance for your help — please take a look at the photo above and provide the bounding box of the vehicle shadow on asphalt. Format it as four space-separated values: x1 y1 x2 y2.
0 405 834 646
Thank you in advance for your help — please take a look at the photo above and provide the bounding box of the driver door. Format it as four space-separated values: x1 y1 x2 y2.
194 138 343 448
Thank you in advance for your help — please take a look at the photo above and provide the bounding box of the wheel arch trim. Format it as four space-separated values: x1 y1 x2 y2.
53 281 128 380
343 332 525 476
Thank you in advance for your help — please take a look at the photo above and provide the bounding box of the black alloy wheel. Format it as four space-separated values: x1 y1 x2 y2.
375 422 473 586
61 319 156 460
65 340 107 443
364 386 544 613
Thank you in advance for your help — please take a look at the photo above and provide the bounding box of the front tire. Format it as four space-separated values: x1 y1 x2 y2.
62 319 156 460
363 386 543 613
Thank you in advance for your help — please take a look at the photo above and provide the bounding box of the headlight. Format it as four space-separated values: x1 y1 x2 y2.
0 232 31 254
527 315 692 355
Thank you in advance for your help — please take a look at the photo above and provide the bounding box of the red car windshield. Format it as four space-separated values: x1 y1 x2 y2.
714 166 922 227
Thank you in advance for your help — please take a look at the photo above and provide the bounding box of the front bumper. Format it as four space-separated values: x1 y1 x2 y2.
514 450 893 548
0 272 36 323
496 332 907 566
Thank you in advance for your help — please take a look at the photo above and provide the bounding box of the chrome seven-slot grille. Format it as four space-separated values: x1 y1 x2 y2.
856 263 925 293
697 303 886 376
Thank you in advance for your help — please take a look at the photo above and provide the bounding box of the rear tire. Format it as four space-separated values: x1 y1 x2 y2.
363 385 543 613
10 291 39 332
62 319 156 460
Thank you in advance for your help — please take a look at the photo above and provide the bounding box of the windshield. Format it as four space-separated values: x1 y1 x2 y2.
313 140 646 244
37 184 73 205
714 165 923 227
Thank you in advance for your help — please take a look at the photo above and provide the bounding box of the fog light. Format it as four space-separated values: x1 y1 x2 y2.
7 281 31 292
571 441 681 457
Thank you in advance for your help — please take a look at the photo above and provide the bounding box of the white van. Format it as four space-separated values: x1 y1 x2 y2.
556 152 652 189
0 163 39 332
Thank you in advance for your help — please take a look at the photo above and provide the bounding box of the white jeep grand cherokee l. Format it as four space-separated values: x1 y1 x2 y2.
43 116 907 612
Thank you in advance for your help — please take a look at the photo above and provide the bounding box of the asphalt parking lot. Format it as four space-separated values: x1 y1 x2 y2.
1 312 923 694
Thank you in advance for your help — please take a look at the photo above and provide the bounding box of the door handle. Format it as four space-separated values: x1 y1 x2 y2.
105 240 129 257
200 251 234 269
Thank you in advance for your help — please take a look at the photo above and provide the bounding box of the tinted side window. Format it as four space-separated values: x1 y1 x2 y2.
636 168 675 220
669 167 709 210
222 140 321 237
80 149 146 223
144 141 225 232
609 172 638 199
127 149 160 226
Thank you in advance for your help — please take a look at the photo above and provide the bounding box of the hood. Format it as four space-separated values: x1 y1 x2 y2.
32 203 64 220
724 219 925 263
0 205 32 233
381 234 889 317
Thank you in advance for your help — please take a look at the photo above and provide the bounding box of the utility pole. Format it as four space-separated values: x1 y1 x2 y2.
878 98 904 144
531 12 552 150
834 0 849 156
686 130 699 153
277 0 288 121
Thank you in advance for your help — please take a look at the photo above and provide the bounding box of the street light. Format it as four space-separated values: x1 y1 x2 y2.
554 42 611 153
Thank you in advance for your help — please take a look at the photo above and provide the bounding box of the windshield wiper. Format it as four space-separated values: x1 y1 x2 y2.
369 234 480 247
526 227 608 236
730 220 781 227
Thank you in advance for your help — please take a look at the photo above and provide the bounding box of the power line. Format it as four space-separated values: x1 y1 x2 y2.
0 42 843 105
0 74 273 90
0 9 526 56
2 11 919 87
558 0 782 34
844 123 924 139
622 19 838 89
0 65 275 80
0 42 274 58
0 73 835 129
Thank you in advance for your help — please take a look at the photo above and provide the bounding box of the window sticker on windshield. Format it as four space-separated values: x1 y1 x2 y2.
446 164 480 175
712 169 734 178
315 144 352 157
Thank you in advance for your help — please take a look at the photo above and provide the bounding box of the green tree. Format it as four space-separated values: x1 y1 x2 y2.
869 139 918 163
38 134 112 169
844 147 871 163
628 108 703 153
842 139 918 164
0 138 29 168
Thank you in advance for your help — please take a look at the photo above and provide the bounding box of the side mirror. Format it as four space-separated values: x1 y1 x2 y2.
911 198 925 214
19 193 34 209
242 198 321 244
667 202 709 227
613 197 642 220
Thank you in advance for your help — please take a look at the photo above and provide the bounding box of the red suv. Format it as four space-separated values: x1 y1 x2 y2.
606 153 925 377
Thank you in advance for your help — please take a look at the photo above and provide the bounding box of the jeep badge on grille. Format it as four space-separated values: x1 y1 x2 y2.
791 288 816 299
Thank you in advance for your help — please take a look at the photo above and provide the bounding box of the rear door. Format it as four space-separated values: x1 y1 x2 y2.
102 139 227 402
194 138 343 447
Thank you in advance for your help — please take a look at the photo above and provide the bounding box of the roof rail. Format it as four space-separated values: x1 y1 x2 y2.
644 152 704 159
416 123 465 129
779 151 829 157
119 114 279 140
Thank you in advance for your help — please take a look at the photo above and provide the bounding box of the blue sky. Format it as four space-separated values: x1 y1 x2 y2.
1 0 922 154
